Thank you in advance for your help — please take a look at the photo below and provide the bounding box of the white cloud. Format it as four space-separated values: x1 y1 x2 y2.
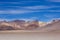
18 18 34 21
0 2 21 4
0 10 40 14
21 1 40 2
20 6 60 11
16 17 38 21
44 14 57 18
46 10 60 12
22 6 51 10
0 18 12 21
0 5 53 10
0 1 40 4
0 16 38 21
0 5 60 14
47 0 60 2
8 6 60 10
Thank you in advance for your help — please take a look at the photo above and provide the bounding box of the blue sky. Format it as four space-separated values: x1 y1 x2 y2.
0 0 60 22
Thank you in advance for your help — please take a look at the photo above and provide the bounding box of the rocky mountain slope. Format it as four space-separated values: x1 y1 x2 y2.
0 19 60 32
39 20 60 32
0 20 40 30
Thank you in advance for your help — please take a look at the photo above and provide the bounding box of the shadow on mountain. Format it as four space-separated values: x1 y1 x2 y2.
0 19 39 30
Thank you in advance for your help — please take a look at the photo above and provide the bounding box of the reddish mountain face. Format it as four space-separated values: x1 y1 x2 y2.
39 20 60 32
0 19 60 32
0 20 39 30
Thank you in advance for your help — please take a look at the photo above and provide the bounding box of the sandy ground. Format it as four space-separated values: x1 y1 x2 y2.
0 30 60 34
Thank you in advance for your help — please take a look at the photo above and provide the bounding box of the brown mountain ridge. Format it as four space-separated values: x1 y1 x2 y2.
0 19 60 32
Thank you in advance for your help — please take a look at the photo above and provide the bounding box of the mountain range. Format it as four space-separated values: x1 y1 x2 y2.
0 20 40 30
0 19 60 32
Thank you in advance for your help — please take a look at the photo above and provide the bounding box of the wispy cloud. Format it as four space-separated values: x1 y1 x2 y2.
0 2 22 4
44 14 57 18
43 14 60 22
0 5 52 10
0 5 60 14
22 6 51 10
0 16 39 21
45 10 60 12
0 1 40 5
44 13 60 21
0 5 51 14
47 0 60 2
0 10 40 14
0 18 11 21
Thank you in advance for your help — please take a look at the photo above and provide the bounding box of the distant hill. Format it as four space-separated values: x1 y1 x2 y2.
0 20 40 30
39 20 60 32
0 19 60 32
